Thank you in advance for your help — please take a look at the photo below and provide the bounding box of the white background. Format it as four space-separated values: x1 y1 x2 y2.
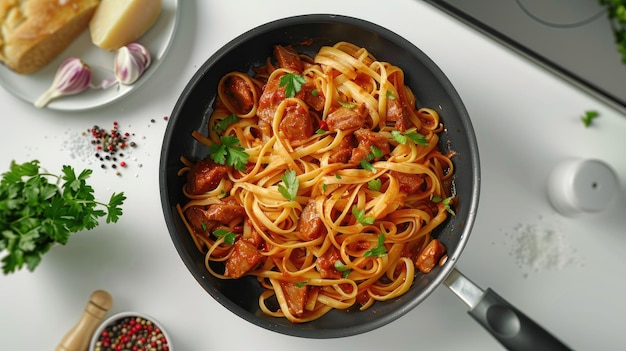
1 1 625 350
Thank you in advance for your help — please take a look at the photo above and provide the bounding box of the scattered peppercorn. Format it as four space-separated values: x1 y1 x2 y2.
94 315 170 351
85 122 137 175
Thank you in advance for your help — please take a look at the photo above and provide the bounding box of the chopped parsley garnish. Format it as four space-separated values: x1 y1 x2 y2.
208 135 250 171
213 229 236 245
278 169 299 202
279 73 306 98
432 195 456 216
391 129 428 146
295 281 308 288
581 110 600 127
363 233 387 257
338 101 357 108
360 146 383 173
214 114 240 134
334 260 351 278
352 205 374 225
386 90 396 99
368 178 382 191
311 89 319 97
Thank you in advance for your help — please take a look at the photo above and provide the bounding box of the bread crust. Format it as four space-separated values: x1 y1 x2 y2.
0 0 100 74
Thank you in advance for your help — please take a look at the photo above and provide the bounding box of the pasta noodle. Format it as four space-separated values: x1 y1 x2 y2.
176 41 455 323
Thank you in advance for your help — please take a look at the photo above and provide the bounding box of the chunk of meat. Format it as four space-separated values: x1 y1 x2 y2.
327 133 356 164
257 76 285 137
298 80 325 111
224 240 265 278
390 171 425 194
274 45 303 72
386 96 411 132
296 199 325 241
415 239 446 274
183 200 246 237
185 158 229 195
348 128 390 165
315 245 343 279
279 104 314 144
279 281 308 317
325 103 367 131
223 75 255 114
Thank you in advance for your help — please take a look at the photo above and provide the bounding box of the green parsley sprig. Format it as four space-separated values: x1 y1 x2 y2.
0 160 126 274
278 169 299 202
352 205 374 225
363 233 387 257
279 73 306 98
432 195 456 216
214 114 240 134
213 229 236 245
208 135 250 171
391 129 428 146
581 110 600 127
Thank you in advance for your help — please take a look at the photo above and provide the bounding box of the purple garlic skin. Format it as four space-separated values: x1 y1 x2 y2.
34 57 92 108
114 43 152 85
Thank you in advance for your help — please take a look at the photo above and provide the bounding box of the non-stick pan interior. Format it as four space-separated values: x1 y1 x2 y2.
159 14 480 338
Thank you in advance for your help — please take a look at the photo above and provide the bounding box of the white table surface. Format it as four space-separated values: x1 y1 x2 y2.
2 1 626 350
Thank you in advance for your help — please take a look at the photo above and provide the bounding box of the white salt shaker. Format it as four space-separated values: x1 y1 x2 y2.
547 158 619 216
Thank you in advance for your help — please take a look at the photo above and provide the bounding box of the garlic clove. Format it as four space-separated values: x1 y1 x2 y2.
34 57 92 108
114 43 151 85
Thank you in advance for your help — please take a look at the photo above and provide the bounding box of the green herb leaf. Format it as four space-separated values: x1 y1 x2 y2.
209 135 250 171
363 233 387 257
334 260 351 278
392 130 428 146
213 229 236 245
295 281 307 288
338 101 357 108
581 110 600 127
279 73 306 98
278 169 299 202
214 114 240 134
368 179 382 191
311 89 319 97
352 205 374 225
432 195 456 216
0 160 125 274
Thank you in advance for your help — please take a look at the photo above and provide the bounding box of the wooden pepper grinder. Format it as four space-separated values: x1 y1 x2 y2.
55 289 113 351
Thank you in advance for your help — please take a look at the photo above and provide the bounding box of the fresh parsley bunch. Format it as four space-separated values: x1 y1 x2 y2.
0 160 126 274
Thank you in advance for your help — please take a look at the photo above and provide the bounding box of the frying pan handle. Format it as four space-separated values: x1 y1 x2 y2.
469 288 571 350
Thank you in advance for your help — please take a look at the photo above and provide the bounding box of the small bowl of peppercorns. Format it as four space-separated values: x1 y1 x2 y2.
89 311 172 351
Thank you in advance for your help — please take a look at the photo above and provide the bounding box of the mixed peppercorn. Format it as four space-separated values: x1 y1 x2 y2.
93 315 170 351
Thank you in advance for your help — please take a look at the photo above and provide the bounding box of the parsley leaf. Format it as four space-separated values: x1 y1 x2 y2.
0 160 126 274
278 169 299 202
213 229 236 245
279 73 306 98
391 130 428 146
214 114 240 134
432 195 456 216
208 135 250 171
334 260 351 278
338 101 357 108
368 179 382 191
581 110 600 127
352 205 374 225
363 233 387 257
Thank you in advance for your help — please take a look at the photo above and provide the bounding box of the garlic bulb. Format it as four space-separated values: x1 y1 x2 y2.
34 58 92 108
114 43 151 85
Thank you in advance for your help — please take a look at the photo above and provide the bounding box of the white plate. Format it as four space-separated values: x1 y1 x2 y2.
0 0 179 111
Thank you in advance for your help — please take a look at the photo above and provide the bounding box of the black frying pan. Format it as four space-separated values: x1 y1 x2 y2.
159 14 569 349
